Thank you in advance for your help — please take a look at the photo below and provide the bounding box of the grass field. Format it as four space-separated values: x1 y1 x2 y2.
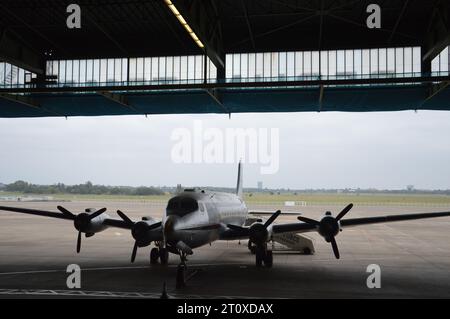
243 193 450 206
1 191 450 206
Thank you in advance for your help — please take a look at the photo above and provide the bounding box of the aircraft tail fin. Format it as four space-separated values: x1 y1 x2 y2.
236 161 243 198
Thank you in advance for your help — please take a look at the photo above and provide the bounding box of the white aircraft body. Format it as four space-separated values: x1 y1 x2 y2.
1 163 450 286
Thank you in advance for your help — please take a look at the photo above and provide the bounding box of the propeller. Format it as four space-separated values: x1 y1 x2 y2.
117 210 162 263
57 206 76 219
131 241 138 263
57 206 107 254
297 203 353 259
264 210 282 228
228 210 281 246
117 210 134 226
76 231 81 253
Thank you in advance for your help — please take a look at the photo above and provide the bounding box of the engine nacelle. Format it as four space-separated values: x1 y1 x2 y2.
74 211 109 234
249 222 272 245
317 215 340 240
131 220 162 247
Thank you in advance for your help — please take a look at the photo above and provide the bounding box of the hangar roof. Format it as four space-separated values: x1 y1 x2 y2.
0 0 445 59
0 0 449 117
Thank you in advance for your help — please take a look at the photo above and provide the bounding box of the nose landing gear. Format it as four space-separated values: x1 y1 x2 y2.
159 247 169 264
176 252 188 289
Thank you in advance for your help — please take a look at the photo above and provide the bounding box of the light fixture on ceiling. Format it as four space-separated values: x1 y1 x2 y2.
164 0 204 49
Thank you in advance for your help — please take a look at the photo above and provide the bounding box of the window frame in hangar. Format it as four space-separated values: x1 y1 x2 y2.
38 45 447 89
45 55 218 87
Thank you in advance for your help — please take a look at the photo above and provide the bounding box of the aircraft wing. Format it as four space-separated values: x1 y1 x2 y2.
0 205 74 220
0 205 134 229
272 210 450 234
224 209 450 241
0 205 165 263
249 210 302 216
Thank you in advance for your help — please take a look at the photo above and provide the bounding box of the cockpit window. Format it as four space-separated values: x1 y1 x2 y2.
166 197 199 216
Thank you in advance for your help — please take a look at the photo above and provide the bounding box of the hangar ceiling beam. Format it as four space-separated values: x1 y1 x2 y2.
85 11 129 56
422 0 450 62
0 4 67 62
318 85 325 112
205 88 230 115
318 0 324 49
232 14 317 49
97 91 138 113
0 93 39 109
388 0 410 44
2 74 450 94
147 1 188 51
0 29 44 74
171 0 225 76
327 13 417 42
0 93 61 116
241 0 256 50
425 81 450 103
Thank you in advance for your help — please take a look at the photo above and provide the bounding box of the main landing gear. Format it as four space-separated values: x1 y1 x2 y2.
149 244 187 289
248 240 273 267
255 244 273 268
150 245 169 265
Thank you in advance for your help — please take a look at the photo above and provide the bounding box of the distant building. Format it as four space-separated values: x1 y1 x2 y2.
407 185 415 192
257 181 263 190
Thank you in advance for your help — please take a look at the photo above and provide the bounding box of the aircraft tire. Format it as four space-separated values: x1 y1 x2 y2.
150 248 159 264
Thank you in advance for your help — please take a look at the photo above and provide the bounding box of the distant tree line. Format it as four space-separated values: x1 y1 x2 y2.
188 187 450 195
2 181 450 196
4 181 165 196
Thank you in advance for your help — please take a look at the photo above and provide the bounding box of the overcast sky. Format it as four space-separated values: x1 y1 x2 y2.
1 111 450 190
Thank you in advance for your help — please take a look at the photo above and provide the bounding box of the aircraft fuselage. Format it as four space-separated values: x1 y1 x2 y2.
164 189 247 249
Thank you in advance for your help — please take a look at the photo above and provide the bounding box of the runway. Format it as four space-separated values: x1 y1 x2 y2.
0 201 450 298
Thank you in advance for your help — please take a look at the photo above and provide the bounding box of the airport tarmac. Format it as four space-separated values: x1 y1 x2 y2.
0 200 449 299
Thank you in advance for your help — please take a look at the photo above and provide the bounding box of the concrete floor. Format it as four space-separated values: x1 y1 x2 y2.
0 200 450 298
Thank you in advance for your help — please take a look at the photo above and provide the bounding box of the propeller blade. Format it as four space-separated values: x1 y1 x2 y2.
57 206 76 219
330 237 340 259
264 210 281 228
336 203 353 221
89 208 107 220
131 242 138 263
76 231 82 253
297 216 320 226
117 210 134 226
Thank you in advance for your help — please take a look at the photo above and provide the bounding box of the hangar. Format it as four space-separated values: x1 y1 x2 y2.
0 0 449 117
